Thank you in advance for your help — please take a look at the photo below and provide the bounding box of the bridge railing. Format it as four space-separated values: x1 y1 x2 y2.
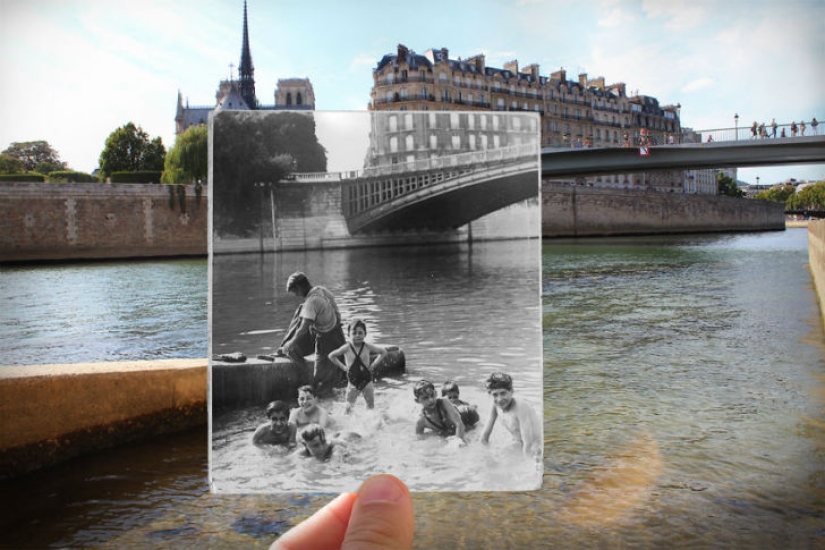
696 120 820 143
361 143 537 178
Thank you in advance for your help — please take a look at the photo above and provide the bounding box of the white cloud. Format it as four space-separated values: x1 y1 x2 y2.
682 77 714 93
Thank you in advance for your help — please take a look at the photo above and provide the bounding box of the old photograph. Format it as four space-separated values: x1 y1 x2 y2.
209 110 543 493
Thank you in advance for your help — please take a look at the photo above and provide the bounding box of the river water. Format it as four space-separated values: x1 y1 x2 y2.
1 229 824 549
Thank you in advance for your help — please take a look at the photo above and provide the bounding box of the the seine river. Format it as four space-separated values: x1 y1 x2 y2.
1 228 823 549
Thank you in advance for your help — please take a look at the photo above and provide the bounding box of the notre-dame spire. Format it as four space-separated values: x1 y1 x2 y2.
238 1 257 109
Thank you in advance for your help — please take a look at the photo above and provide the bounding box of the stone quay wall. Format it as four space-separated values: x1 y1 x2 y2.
541 183 786 237
808 220 825 329
2 181 786 261
0 182 207 263
0 359 206 480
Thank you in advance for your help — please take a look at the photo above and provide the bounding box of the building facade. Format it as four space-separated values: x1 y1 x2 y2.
370 44 705 194
175 2 315 136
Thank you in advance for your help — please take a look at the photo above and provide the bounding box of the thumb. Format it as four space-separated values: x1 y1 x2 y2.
341 474 414 550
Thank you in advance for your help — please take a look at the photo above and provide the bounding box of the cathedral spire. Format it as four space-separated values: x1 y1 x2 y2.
238 0 256 109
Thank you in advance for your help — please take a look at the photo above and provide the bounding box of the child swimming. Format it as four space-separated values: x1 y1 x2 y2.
413 380 466 444
288 385 333 446
441 380 480 429
480 372 542 458
252 400 295 447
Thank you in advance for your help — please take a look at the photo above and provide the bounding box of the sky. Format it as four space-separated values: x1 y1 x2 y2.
1 0 823 185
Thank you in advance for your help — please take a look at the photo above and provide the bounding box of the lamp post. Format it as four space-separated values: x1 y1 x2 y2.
734 113 739 141
756 176 760 191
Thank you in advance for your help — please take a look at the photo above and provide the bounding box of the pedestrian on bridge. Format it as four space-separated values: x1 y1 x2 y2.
771 118 777 138
800 120 806 136
812 118 819 135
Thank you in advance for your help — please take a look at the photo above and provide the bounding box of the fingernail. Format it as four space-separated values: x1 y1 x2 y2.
358 475 405 504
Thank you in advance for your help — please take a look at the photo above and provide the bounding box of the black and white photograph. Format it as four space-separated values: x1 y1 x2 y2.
209 110 543 493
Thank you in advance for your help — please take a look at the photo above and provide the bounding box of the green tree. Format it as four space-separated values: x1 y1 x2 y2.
2 140 66 172
717 173 745 197
793 182 825 211
0 153 24 174
212 111 327 236
161 125 208 184
99 122 165 177
754 184 795 203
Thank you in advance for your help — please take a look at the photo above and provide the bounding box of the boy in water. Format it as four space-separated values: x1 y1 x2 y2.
413 380 466 444
329 319 387 413
441 380 480 429
288 385 333 446
480 372 542 457
252 400 295 447
296 423 361 461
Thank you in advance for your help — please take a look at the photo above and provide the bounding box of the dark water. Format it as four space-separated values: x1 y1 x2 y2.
2 229 824 549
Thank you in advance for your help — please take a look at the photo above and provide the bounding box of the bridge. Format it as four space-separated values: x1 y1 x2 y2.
338 144 538 234
541 135 825 179
282 124 822 235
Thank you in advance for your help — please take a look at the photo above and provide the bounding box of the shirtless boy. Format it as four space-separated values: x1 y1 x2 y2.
296 423 361 461
480 372 542 457
252 400 295 447
413 380 466 443
288 385 333 446
442 380 480 429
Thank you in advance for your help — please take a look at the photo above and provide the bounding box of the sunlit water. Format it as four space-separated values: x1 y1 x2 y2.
0 258 206 366
211 240 543 493
1 230 824 549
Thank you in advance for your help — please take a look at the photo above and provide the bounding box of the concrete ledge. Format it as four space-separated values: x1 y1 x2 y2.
0 359 206 480
809 220 825 330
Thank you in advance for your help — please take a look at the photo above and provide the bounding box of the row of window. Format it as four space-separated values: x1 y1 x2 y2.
384 112 538 133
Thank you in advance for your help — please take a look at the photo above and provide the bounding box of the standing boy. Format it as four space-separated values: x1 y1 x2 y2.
480 372 542 457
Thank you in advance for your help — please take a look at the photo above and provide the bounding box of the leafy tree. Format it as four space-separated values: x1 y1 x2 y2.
791 182 825 211
754 184 795 203
0 153 24 174
717 173 745 197
212 111 327 236
161 125 208 184
99 122 165 177
2 140 66 172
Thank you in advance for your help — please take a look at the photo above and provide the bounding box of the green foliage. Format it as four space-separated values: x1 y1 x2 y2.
754 185 795 203
2 141 66 172
109 171 164 183
47 170 99 183
717 173 745 197
99 122 166 177
788 182 825 211
212 111 327 236
0 153 24 174
0 173 45 182
161 125 208 184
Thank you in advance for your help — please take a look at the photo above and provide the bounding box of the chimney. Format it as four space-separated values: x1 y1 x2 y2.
551 68 567 82
397 44 409 63
468 54 486 73
578 73 587 88
503 60 519 74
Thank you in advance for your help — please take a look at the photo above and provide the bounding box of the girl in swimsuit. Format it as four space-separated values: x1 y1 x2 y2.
329 319 387 413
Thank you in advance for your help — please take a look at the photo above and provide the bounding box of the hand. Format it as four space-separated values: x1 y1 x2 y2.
270 474 413 550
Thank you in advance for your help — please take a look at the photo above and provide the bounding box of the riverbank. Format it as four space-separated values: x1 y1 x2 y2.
0 359 206 480
808 220 825 329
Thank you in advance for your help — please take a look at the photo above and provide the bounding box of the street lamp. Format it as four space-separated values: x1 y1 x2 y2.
756 176 760 190
734 113 739 141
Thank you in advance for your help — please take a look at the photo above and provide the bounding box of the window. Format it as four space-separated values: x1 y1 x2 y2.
390 136 398 153
389 115 398 132
405 134 414 151
451 134 461 149
297 93 303 105
450 112 460 129
286 92 292 105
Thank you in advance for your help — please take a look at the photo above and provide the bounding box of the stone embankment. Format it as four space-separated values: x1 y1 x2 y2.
808 220 825 328
0 359 206 480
